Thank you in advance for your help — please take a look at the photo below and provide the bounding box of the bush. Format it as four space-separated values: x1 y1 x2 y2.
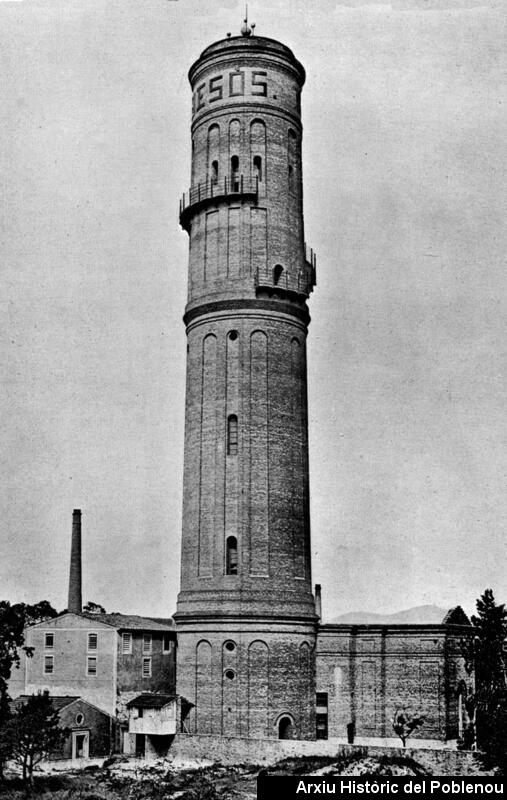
182 774 219 800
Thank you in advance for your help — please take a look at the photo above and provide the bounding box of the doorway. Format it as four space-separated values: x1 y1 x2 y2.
72 730 89 760
278 716 294 740
135 734 146 757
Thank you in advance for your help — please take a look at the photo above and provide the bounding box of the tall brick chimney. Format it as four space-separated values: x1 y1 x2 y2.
67 509 82 614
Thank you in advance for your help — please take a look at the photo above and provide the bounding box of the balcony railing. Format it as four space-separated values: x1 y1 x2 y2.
179 174 259 231
255 246 316 299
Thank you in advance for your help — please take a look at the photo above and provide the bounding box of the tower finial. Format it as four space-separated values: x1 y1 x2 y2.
241 4 252 37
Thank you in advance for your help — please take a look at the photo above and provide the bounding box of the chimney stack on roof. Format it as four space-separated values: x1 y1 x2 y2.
315 584 322 621
68 509 82 614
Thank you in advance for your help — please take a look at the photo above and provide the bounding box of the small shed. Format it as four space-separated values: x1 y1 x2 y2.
126 693 178 758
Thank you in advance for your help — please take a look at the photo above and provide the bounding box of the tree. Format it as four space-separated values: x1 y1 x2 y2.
0 600 58 780
83 601 106 614
392 708 425 747
464 588 507 774
7 691 67 787
0 601 58 686
0 601 58 696
0 694 11 781
22 601 58 627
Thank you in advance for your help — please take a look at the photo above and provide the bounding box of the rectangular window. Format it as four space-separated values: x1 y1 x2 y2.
87 656 97 676
142 657 152 678
316 714 328 740
143 634 152 654
44 655 54 674
122 632 132 654
227 415 238 456
226 536 238 575
163 634 171 653
87 633 98 652
44 633 54 650
316 693 328 740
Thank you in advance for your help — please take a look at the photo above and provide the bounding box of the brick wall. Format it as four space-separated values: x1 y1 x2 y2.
178 313 315 613
186 37 309 310
176 619 316 740
168 734 491 776
116 631 176 696
316 624 473 742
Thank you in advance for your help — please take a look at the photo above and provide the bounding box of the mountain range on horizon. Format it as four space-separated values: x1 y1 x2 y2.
328 604 461 626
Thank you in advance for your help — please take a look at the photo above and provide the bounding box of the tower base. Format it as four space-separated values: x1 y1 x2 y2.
175 614 317 740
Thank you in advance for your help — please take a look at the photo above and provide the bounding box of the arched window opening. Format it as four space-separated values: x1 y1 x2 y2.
207 124 220 178
457 680 467 740
210 160 218 184
288 164 294 191
278 716 294 740
458 691 464 739
253 155 262 183
273 265 284 286
226 536 238 575
230 155 239 191
227 414 238 455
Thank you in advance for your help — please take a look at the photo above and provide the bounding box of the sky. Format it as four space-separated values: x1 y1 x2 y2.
1 0 505 622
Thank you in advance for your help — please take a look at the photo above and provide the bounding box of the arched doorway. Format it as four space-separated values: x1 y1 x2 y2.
278 715 294 740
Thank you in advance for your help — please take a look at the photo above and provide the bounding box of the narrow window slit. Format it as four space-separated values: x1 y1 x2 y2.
227 414 238 455
226 536 238 575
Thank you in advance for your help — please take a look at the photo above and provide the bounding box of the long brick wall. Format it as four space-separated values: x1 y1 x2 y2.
168 734 490 776
316 623 473 742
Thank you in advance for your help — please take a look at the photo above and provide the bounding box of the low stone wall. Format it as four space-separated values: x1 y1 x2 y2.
169 734 490 776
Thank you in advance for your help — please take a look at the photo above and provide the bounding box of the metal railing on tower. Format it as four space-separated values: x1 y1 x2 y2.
179 174 259 230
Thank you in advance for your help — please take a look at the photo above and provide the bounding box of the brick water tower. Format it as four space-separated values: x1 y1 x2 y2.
174 19 318 739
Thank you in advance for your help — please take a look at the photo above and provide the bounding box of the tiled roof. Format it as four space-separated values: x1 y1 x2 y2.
127 693 177 709
80 612 175 631
442 606 471 626
13 695 80 712
146 617 176 627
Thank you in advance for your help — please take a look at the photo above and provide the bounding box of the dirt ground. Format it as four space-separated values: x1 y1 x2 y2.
0 752 493 798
